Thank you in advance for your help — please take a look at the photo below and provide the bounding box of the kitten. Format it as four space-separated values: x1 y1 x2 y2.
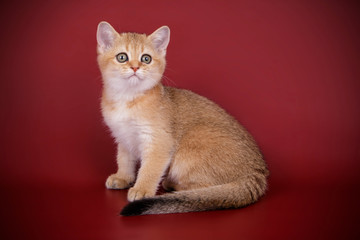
96 22 269 216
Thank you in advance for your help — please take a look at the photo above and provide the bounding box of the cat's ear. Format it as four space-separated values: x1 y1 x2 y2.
149 26 170 55
97 21 118 53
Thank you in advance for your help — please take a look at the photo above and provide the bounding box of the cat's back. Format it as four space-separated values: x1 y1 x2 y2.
164 86 244 133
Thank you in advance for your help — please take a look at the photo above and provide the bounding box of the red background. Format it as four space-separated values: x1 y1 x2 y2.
1 0 359 239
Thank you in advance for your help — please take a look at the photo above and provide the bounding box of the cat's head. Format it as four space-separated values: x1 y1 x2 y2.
96 22 170 100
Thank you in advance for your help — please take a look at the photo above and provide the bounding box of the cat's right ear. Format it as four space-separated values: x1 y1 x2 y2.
97 21 117 54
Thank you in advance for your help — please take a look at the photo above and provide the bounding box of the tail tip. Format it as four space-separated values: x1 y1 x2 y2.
120 198 157 216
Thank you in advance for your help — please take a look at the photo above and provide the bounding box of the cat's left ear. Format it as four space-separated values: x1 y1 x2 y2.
149 26 170 55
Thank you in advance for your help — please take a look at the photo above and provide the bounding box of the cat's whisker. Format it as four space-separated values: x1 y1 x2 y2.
162 74 177 87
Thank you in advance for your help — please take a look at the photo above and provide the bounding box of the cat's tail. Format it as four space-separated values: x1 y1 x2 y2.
120 174 267 216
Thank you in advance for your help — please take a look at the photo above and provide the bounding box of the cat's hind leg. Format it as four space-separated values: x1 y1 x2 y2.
166 124 249 191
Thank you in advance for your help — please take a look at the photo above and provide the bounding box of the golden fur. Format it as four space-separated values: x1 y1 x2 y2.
96 22 269 215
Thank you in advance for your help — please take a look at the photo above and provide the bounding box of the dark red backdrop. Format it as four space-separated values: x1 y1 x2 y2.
1 0 359 239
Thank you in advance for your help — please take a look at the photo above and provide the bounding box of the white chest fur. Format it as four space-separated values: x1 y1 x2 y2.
102 101 152 159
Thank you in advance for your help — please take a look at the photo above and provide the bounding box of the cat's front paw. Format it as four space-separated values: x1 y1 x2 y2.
106 174 132 189
127 187 155 202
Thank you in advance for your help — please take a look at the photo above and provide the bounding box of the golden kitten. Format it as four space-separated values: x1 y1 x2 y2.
96 22 269 215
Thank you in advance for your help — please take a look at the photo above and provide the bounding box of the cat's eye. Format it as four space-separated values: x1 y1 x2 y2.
141 54 152 64
116 53 128 63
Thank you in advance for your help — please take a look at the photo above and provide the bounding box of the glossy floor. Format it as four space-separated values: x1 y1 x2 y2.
2 180 359 240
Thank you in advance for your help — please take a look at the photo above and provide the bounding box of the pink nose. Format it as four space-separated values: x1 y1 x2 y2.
131 66 139 72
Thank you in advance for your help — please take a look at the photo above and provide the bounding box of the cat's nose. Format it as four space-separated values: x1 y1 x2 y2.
131 66 139 72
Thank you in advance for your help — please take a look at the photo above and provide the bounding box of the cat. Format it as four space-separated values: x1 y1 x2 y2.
96 21 269 216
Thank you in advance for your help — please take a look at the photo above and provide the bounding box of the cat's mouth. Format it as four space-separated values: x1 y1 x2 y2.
128 73 143 82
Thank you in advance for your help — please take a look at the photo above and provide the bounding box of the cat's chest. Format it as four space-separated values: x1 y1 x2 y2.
102 102 152 156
